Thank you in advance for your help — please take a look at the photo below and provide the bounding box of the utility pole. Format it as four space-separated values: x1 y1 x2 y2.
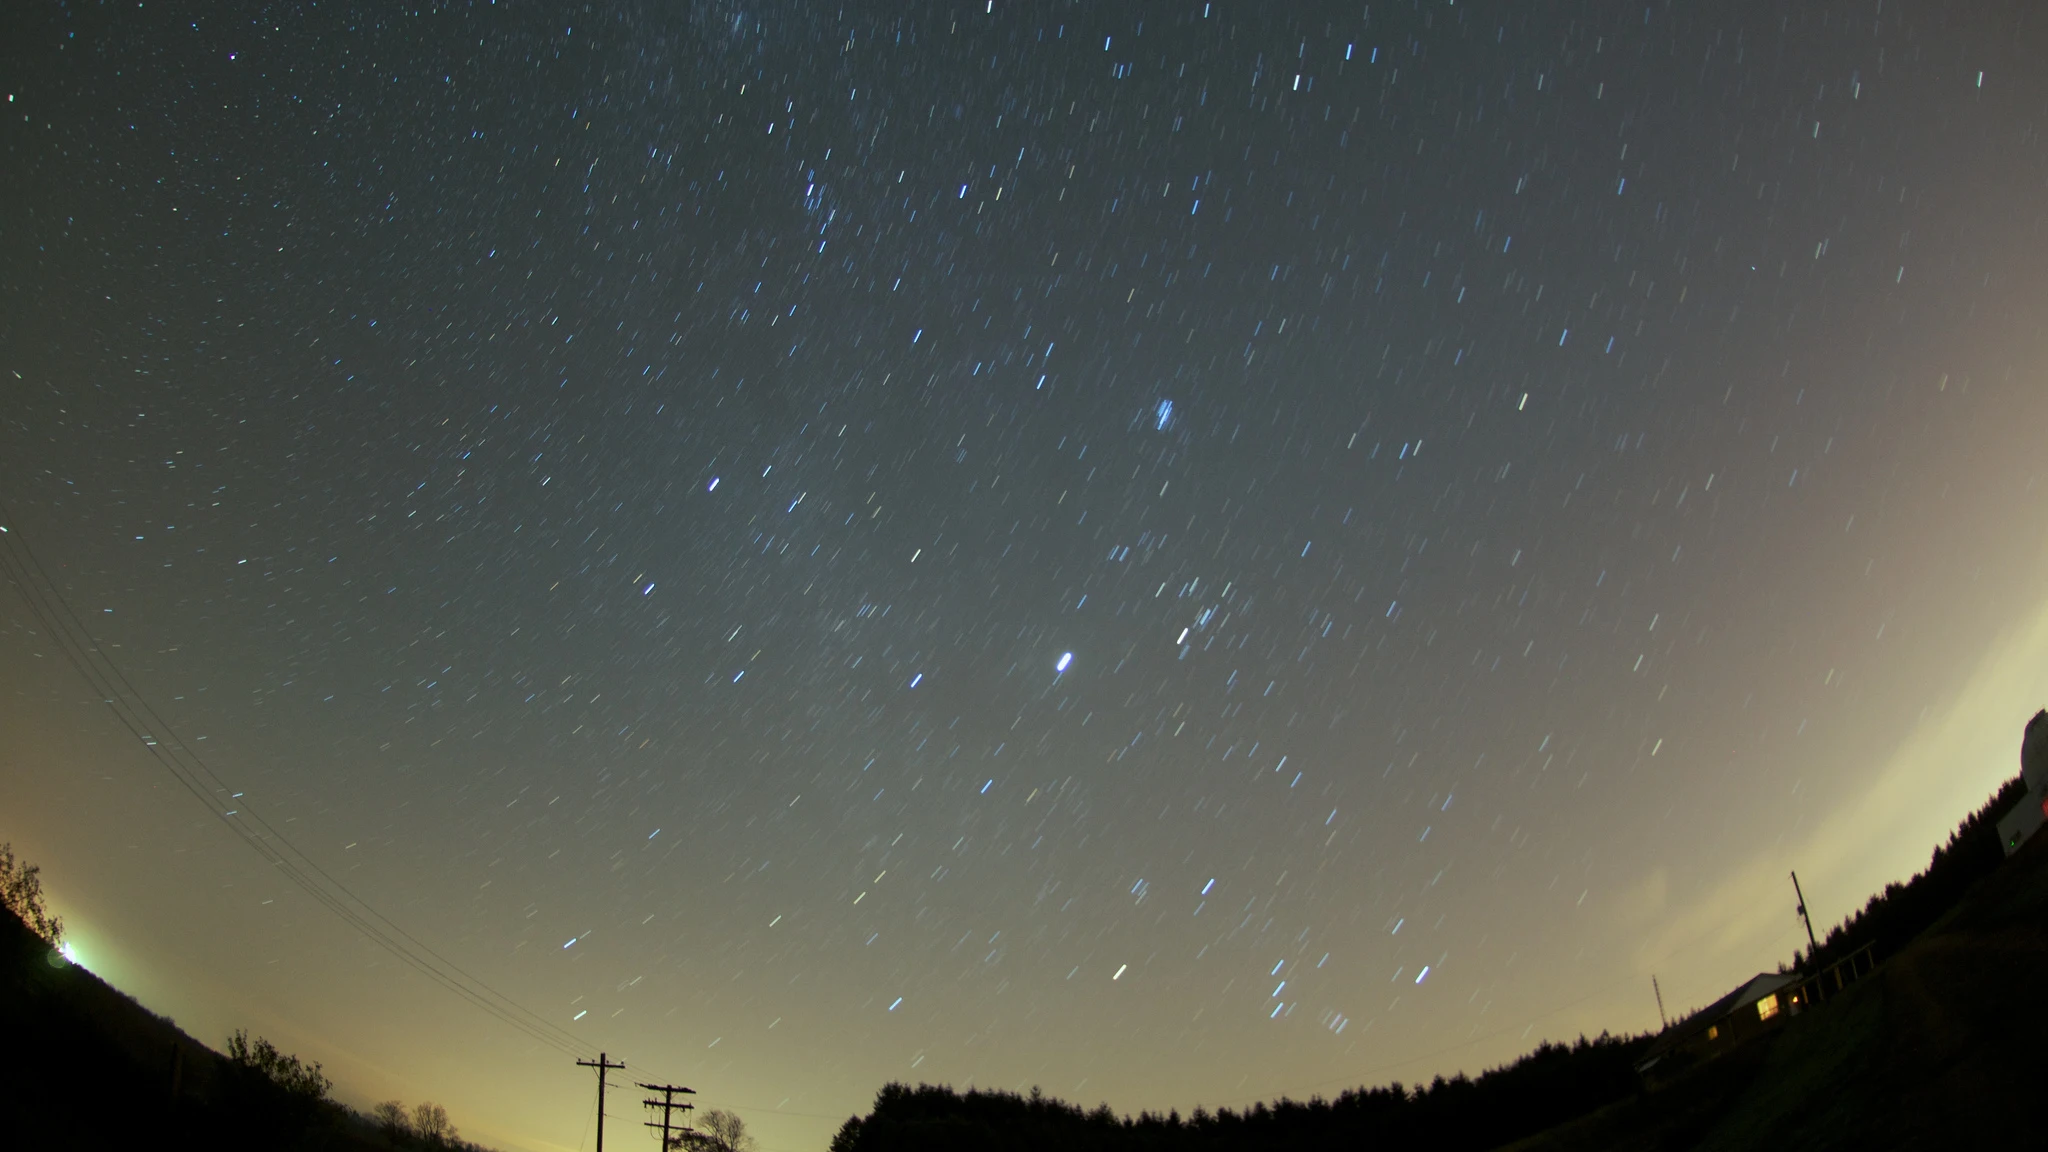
577 1053 626 1152
1790 871 1820 958
640 1081 696 1151
1652 975 1668 1030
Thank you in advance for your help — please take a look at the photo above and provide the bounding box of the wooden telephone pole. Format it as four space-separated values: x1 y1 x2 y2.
1791 871 1820 957
640 1081 697 1150
577 1053 626 1152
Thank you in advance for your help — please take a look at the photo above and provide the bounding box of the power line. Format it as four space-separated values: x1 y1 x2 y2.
0 512 597 1059
1 513 833 1143
13 513 968 1143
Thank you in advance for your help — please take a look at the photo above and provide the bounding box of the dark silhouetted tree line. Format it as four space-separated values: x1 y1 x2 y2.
1794 773 2026 974
370 1098 485 1150
830 1032 1650 1152
220 1026 338 1144
674 1108 758 1152
826 771 2047 1152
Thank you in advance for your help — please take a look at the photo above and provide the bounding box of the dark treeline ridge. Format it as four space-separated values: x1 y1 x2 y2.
830 1031 1650 1152
834 771 2036 1152
1796 773 2025 974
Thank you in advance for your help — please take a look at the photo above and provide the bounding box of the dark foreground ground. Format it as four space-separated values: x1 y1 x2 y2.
1505 826 2048 1152
0 906 390 1151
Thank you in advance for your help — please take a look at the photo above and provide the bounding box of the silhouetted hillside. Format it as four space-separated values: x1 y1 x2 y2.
1797 774 2026 973
832 771 2048 1152
0 899 473 1151
1506 776 2048 1152
0 904 345 1149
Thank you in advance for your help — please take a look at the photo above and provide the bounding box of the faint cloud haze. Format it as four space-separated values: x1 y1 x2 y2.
1643 549 2048 1004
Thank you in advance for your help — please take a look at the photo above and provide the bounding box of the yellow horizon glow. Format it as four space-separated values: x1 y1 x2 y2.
1639 542 2048 1002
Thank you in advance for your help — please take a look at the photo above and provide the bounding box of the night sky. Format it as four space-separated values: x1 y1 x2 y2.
6 2 2048 1149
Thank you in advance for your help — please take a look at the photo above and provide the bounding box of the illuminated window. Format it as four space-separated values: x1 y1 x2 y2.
1757 994 1780 1021
1706 1025 1719 1041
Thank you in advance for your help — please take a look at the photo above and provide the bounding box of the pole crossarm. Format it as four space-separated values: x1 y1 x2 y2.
577 1053 628 1152
638 1081 697 1150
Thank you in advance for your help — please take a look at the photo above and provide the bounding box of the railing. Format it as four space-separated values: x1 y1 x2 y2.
1784 943 1877 1012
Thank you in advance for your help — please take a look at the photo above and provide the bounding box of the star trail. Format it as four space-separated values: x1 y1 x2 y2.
5 2 2048 1149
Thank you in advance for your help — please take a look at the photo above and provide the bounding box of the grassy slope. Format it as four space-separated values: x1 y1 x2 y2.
0 905 388 1150
1504 825 2048 1152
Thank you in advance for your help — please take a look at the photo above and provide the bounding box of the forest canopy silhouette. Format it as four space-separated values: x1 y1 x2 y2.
828 767 2035 1152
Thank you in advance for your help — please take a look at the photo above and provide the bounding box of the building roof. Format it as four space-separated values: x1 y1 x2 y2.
1636 971 1799 1068
1712 972 1799 1017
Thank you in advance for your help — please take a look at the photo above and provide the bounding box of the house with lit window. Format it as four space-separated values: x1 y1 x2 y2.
1632 971 1801 1083
1995 710 2048 856
1634 942 1878 1085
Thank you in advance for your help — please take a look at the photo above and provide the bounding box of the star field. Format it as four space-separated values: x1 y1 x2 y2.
5 3 2048 1149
